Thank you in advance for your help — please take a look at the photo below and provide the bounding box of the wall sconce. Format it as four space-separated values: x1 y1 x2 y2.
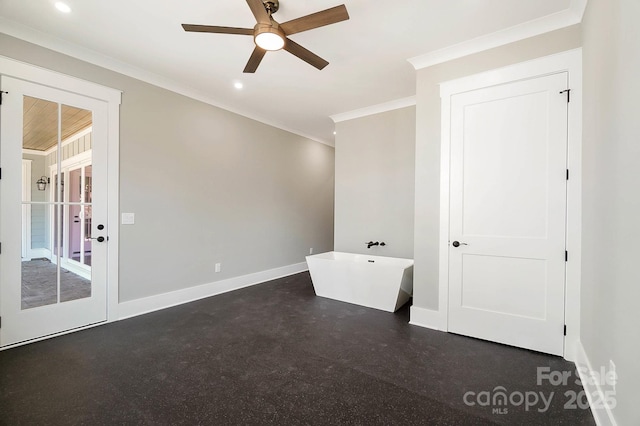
36 176 49 191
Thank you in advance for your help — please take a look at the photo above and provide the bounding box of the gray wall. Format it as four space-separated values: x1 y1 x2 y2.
581 0 640 423
334 107 415 258
412 25 582 310
1 34 335 302
23 154 47 249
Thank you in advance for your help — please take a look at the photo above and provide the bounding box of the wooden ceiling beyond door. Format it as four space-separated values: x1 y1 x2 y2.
22 96 93 152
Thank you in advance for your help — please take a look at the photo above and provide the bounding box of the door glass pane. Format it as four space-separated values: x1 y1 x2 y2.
20 96 93 310
60 104 93 303
83 165 93 267
21 96 59 309
68 168 82 262
21 202 59 309
52 174 63 258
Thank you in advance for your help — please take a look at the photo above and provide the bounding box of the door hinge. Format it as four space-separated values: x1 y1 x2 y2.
0 91 7 105
560 89 571 103
566 169 569 180
564 325 567 336
565 251 568 262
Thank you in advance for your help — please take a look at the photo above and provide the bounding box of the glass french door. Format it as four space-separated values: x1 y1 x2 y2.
0 77 108 347
51 162 93 280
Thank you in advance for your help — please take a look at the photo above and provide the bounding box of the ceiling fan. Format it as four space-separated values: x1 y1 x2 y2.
182 0 349 73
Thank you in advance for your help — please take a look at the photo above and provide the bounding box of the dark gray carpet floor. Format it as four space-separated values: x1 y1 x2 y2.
0 272 595 425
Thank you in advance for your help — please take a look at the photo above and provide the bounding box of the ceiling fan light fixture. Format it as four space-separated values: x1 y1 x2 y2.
182 1 350 72
254 23 285 51
54 1 71 13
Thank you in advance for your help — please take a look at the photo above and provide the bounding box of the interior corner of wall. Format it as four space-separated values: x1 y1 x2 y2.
570 0 589 22
409 305 446 331
573 338 618 426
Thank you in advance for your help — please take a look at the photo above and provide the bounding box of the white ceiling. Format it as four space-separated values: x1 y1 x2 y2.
0 0 578 145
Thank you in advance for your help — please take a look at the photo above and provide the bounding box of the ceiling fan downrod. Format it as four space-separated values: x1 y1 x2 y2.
263 0 279 16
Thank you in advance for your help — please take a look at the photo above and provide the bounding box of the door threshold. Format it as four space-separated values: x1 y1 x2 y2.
0 320 107 351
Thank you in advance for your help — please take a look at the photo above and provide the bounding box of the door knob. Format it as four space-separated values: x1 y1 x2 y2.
452 241 468 247
91 236 105 242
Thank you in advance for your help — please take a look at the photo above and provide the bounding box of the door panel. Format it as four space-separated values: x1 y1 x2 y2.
0 77 108 346
448 72 568 356
461 90 550 239
461 255 547 320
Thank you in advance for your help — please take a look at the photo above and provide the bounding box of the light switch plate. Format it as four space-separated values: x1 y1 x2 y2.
121 213 135 225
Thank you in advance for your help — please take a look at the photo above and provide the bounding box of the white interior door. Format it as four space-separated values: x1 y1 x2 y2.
448 72 568 356
0 77 109 347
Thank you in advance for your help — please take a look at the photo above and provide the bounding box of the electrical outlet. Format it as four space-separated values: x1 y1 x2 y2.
215 263 221 273
309 248 313 255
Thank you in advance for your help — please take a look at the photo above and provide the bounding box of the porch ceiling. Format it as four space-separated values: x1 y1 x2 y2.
23 96 92 152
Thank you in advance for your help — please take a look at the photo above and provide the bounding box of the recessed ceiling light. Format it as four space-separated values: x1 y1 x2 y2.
333 131 337 135
55 2 71 13
234 82 243 90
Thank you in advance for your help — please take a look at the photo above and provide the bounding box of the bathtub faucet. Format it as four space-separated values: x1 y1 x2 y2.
366 241 386 249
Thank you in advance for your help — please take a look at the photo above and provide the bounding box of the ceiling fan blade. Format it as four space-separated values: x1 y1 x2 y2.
280 5 349 35
284 38 329 70
182 24 254 35
243 47 267 73
246 0 271 24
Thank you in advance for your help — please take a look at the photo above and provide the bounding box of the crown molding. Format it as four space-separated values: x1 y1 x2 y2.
0 17 330 146
408 0 588 70
330 96 416 123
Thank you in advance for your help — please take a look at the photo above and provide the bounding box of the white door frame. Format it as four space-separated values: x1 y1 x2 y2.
438 49 582 361
0 55 121 344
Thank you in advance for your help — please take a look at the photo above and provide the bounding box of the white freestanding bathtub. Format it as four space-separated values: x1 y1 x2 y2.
305 251 414 312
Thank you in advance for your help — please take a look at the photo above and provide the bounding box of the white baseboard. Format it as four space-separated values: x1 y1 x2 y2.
409 306 447 331
574 340 617 426
118 262 308 321
27 247 50 260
